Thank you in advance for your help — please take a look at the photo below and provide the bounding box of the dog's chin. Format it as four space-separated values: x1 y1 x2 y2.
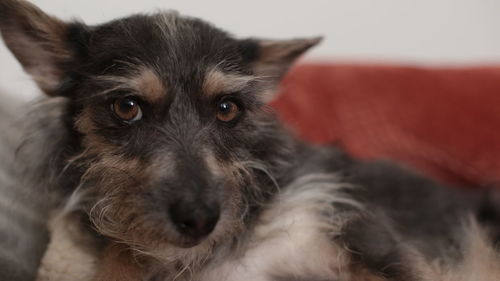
161 224 219 249
143 234 221 266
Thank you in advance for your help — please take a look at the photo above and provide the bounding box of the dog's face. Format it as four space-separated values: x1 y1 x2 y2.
0 0 319 256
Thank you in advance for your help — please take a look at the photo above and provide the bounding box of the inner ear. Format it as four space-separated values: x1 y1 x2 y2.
0 0 87 95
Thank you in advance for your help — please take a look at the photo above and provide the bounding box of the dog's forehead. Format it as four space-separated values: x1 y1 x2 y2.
88 12 245 74
83 12 254 99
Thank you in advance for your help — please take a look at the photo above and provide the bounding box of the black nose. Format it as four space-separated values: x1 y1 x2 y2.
169 201 220 242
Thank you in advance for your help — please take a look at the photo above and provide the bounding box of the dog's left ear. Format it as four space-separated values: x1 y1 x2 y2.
241 37 322 100
0 0 87 96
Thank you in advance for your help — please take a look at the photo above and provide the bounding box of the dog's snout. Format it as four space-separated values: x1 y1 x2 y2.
170 200 220 242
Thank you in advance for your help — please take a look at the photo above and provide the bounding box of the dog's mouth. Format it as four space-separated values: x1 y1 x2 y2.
171 223 218 249
90 194 242 253
175 236 207 248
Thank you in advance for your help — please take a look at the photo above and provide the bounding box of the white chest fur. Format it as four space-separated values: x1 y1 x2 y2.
196 174 357 281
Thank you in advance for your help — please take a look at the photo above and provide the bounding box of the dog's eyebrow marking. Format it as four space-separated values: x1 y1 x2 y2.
130 67 166 103
203 68 256 96
90 67 166 103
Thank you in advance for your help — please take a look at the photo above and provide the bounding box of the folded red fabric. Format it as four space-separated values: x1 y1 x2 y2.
273 63 500 187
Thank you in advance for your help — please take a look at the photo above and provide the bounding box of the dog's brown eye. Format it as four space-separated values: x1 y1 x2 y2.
217 100 240 122
112 97 142 122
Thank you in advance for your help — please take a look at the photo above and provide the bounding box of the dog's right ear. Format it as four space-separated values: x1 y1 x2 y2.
0 0 88 96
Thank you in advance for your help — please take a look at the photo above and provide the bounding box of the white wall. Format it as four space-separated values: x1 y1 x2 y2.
1 0 500 100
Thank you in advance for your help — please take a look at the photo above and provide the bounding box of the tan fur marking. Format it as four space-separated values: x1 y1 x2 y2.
74 108 95 135
130 67 166 103
93 242 144 281
91 67 166 102
74 108 117 154
203 68 255 97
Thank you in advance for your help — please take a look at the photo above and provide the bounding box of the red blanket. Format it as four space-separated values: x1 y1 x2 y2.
273 64 500 187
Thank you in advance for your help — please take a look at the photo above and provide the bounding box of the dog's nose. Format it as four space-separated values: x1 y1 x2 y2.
169 201 220 241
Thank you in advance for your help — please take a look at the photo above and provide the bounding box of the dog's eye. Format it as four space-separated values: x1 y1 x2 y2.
217 100 240 122
112 97 142 122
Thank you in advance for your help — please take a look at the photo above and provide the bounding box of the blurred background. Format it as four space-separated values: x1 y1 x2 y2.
1 0 500 100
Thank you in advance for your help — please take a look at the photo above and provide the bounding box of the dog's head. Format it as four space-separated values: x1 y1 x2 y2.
0 0 320 259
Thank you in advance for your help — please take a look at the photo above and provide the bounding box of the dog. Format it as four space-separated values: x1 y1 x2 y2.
1 0 500 280
0 91 49 281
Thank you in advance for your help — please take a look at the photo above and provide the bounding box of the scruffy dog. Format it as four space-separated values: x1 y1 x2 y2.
1 0 500 280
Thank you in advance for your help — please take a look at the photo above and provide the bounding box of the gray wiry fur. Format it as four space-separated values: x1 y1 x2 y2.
1 1 500 281
0 92 49 281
